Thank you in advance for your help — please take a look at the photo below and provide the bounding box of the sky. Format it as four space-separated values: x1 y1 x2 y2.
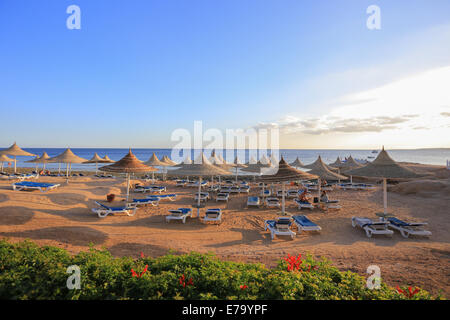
0 0 449 149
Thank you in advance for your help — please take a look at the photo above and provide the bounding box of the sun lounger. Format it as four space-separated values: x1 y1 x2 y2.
386 217 432 238
294 198 314 210
322 200 341 210
92 201 137 218
260 189 271 197
287 189 300 198
207 185 220 192
12 181 60 192
216 192 229 202
240 185 250 193
176 180 188 187
351 217 393 238
166 208 193 224
292 215 321 233
202 208 222 224
147 194 177 201
247 196 261 208
265 197 280 208
195 192 210 202
130 198 160 207
264 217 296 240
230 186 241 193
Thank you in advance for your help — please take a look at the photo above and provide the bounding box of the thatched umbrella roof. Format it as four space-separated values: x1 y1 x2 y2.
233 156 247 168
167 152 230 177
174 155 193 167
144 153 168 167
290 157 305 168
100 149 157 174
101 155 115 163
339 155 363 172
329 157 344 168
0 154 13 162
83 153 112 164
258 157 318 183
0 142 35 157
260 154 272 166
161 155 177 166
270 154 279 166
303 156 339 172
345 148 419 179
26 152 51 164
307 160 348 181
240 160 272 174
246 155 258 165
47 148 88 164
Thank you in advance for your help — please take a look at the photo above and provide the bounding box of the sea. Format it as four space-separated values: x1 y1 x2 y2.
2 148 450 172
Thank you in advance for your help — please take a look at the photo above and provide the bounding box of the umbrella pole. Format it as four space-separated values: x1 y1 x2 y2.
318 178 321 207
96 162 98 175
58 163 61 174
66 163 69 177
197 176 202 218
282 182 286 215
383 178 387 215
262 183 265 204
235 167 238 184
350 175 353 184
1 162 3 172
126 173 130 203
14 156 17 174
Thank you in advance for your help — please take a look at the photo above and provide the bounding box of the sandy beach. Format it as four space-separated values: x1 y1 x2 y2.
0 163 449 297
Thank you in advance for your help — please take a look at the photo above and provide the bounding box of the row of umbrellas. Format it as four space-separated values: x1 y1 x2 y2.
1 143 420 216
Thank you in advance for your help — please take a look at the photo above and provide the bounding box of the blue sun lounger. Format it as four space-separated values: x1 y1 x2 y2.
247 196 260 207
202 208 222 224
147 194 177 201
12 181 60 192
130 198 160 206
292 215 321 233
264 217 296 240
166 208 193 223
92 201 137 218
387 217 432 238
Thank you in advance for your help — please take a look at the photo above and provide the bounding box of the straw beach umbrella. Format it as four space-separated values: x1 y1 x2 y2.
0 142 36 173
26 152 51 173
258 157 318 215
102 155 115 163
307 160 348 205
83 153 113 175
345 147 420 216
0 154 13 172
144 153 169 181
47 148 88 178
100 149 157 202
303 156 339 172
330 157 344 169
167 152 230 217
339 155 364 183
290 157 305 168
161 155 178 180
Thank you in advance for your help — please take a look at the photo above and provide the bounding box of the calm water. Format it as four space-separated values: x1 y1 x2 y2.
2 148 449 172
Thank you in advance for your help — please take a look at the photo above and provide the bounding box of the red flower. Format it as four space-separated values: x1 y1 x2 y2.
131 264 148 278
140 252 145 259
284 253 302 272
397 286 420 298
240 285 248 290
179 274 194 288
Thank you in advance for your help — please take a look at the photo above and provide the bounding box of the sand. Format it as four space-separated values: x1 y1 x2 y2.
0 169 449 297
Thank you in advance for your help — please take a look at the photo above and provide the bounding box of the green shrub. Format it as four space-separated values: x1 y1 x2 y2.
0 239 439 300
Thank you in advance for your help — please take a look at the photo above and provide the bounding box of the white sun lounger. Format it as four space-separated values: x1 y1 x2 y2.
247 196 261 208
216 192 229 202
240 185 250 193
264 217 296 240
387 217 432 238
166 208 193 224
294 198 314 210
130 198 160 207
12 181 60 192
202 208 222 224
92 201 137 218
351 217 393 238
265 197 280 208
195 192 210 202
292 215 321 233
323 200 341 210
147 194 177 202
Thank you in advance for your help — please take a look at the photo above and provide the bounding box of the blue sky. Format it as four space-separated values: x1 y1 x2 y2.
1 0 449 148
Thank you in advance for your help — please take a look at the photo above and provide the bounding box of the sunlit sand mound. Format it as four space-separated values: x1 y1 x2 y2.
389 179 450 198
